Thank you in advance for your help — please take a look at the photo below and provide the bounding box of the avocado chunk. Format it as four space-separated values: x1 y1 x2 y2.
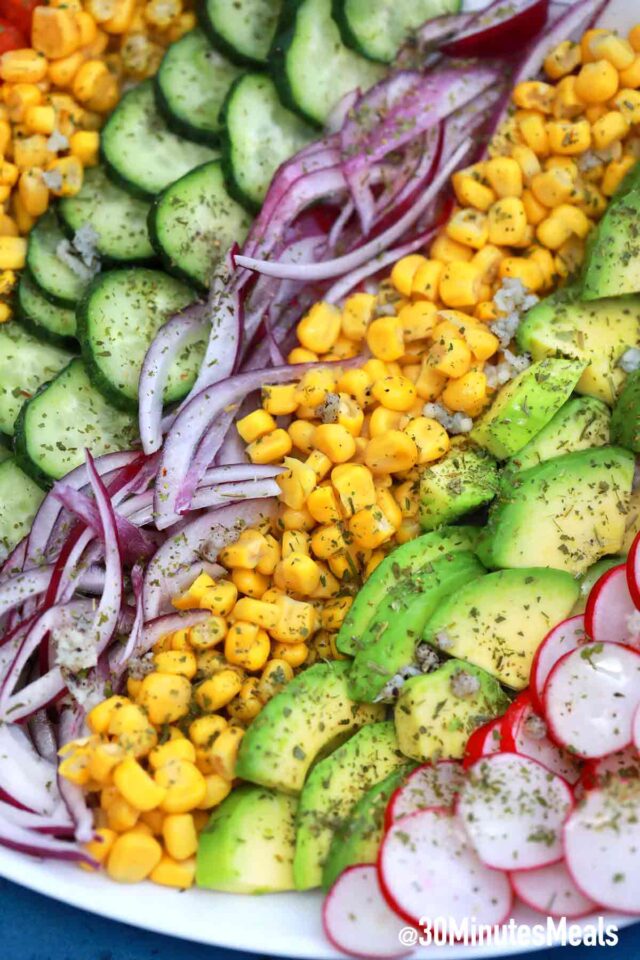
336 526 480 656
572 555 624 615
322 763 414 891
504 396 610 477
516 289 640 405
347 551 485 702
234 661 383 794
582 187 640 300
470 358 585 459
419 446 499 530
611 369 640 453
394 659 510 762
477 447 634 575
623 484 640 554
422 568 580 689
196 785 297 893
293 721 406 890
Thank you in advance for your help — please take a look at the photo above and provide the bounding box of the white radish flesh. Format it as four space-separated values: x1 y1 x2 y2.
457 753 573 871
626 529 640 609
386 761 465 826
510 861 596 919
502 694 582 784
583 745 640 790
379 807 512 927
584 564 640 646
634 705 640 752
323 864 413 959
529 615 586 713
463 717 503 768
564 778 640 914
544 643 640 759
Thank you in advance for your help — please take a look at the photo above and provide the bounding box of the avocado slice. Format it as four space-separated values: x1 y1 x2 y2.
470 357 585 459
477 447 634 575
611 369 640 453
623 485 640 554
516 289 640 405
234 661 383 794
419 446 499 530
504 396 610 477
336 526 479 656
422 567 580 689
347 551 485 703
582 187 640 300
394 659 510 762
572 555 624 615
322 763 414 891
196 785 297 893
293 721 406 890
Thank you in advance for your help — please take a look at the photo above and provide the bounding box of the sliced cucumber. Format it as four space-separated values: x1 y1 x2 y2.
101 80 218 198
156 28 243 144
0 322 74 436
0 436 11 463
198 0 282 67
15 358 139 485
0 458 45 563
58 166 154 263
78 268 202 411
270 0 385 126
26 211 94 307
221 72 314 211
16 272 77 346
333 0 460 63
149 160 251 290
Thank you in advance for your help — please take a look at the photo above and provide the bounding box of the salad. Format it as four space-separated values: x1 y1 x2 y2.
1 0 640 955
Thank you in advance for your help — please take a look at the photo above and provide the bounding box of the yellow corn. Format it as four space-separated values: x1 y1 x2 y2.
137 672 192 724
236 408 276 443
155 759 207 814
297 301 341 353
113 758 167 812
485 156 524 197
341 292 375 340
226 677 263 723
150 855 195 889
149 739 196 770
32 7 81 59
246 428 292 464
163 813 198 860
446 208 488 249
517 111 550 155
107 832 162 883
195 669 243 711
196 774 232 810
390 254 427 296
574 60 619 103
364 432 418 475
257 658 294 702
366 315 405 361
154 650 197 679
403 417 450 464
544 40 582 80
0 50 48 84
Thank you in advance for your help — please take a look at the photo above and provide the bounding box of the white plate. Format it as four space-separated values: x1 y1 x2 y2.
2 0 639 956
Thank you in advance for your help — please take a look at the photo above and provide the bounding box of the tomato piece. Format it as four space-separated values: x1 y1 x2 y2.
2 0 39 37
0 19 28 54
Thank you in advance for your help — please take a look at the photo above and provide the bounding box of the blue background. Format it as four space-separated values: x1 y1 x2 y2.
1 879 638 960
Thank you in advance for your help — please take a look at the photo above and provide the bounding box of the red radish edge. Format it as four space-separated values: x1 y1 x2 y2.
584 563 639 646
529 615 585 714
627 529 640 609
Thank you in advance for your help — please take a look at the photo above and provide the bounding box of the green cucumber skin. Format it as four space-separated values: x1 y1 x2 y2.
99 145 155 202
14 385 56 490
154 81 217 147
268 16 323 129
218 75 262 215
331 0 377 61
13 290 78 352
146 201 208 294
54 215 158 270
196 0 268 68
23 267 77 311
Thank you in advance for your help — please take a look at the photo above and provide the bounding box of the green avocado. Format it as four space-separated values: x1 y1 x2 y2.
419 446 499 530
504 396 610 477
572 555 624 615
234 661 384 794
623 485 640 554
293 721 407 890
422 567 580 689
347 551 485 702
322 763 414 890
470 358 585 459
611 369 640 453
196 785 297 893
394 659 510 762
477 447 635 575
582 187 640 300
336 526 479 656
516 289 640 405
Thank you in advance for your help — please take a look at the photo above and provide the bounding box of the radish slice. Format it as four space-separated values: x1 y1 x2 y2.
442 0 550 58
462 717 503 768
378 808 512 927
510 861 597 919
530 615 586 713
457 753 573 871
544 642 640 759
584 564 640 647
385 761 465 827
582 745 640 791
626 529 640 609
564 779 640 914
501 692 582 785
322 864 413 959
634 704 640 752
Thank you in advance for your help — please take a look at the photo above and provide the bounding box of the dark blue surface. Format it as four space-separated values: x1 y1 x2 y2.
1 878 637 959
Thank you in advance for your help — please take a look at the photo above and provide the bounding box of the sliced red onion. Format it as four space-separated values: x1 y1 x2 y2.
441 0 550 58
414 13 472 50
85 452 123 658
0 723 59 816
54 528 95 606
57 705 94 843
0 566 54 619
326 89 360 134
143 499 277 619
0 800 73 835
110 563 144 674
52 484 158 563
190 477 281 512
235 140 470 281
29 710 58 764
0 813 93 863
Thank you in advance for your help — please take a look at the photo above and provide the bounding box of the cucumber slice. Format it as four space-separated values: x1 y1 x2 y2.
16 272 77 346
221 72 314 211
15 358 139 485
149 160 251 289
0 458 45 562
0 322 74 436
333 0 461 63
156 28 243 144
101 80 218 198
270 0 385 126
58 166 154 263
26 211 94 307
78 268 202 411
198 0 282 67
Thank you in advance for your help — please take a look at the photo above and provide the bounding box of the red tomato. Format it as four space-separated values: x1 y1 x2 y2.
2 0 39 37
0 19 28 54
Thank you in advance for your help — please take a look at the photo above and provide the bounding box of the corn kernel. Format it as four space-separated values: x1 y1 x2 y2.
364 431 418 475
544 40 582 80
205 726 244 781
83 828 116 869
199 579 237 616
430 336 472 378
536 215 573 251
415 359 446 401
442 371 488 416
312 423 356 463
487 197 529 246
196 775 232 810
297 301 341 353
226 677 262 723
574 60 618 104
366 315 405 362
107 832 162 883
517 111 549 155
230 568 269 599
614 89 640 124
590 33 635 70
620 55 640 89
150 855 195 889
224 622 270 671
46 155 83 197
402 417 450 464
32 7 81 58
87 695 128 734
108 703 157 758
331 462 376 515
48 51 85 87
257 659 294 702
155 759 207 814
246 428 292 464
446 208 488 250
452 166 495 211
73 59 118 112
162 813 198 860
154 650 197 679
0 50 48 84
149 739 196 770
601 155 636 195
103 0 136 33
114 758 167 812
107 794 140 832
137 672 192 724
499 256 544 292
348 504 394 549
390 254 427 296
485 156 525 199
279 504 316 532
269 594 317 643
341 292 375 340
513 81 555 114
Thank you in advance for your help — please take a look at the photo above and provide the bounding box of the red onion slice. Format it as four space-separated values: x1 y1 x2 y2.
441 0 550 58
0 723 60 816
85 451 123 658
52 484 158 563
